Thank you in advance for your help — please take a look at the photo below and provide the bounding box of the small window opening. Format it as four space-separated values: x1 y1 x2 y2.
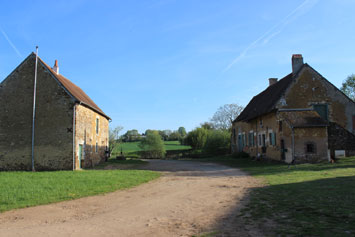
306 142 316 154
96 118 99 134
95 142 98 153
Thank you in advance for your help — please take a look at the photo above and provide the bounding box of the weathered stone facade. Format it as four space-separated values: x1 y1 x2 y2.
74 104 109 169
232 55 355 163
0 53 110 170
232 112 328 163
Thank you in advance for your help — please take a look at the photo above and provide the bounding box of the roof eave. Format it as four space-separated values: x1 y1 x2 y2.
78 102 111 121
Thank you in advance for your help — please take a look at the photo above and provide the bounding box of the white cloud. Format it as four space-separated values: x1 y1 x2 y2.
223 0 318 72
0 26 22 58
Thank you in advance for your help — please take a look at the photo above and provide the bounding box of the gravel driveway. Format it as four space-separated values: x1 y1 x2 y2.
0 160 262 237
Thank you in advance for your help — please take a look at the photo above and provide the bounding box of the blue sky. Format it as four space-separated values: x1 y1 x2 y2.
1 0 355 134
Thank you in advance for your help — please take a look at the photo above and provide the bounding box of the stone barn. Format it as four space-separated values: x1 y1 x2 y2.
232 54 355 163
0 52 111 170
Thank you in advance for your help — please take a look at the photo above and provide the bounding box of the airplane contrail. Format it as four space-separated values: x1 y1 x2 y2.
0 26 23 58
223 0 318 72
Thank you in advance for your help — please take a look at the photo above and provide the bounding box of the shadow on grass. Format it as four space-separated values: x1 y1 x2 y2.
199 156 355 236
210 175 355 236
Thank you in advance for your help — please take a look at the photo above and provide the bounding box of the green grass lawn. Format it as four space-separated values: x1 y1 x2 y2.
112 140 191 157
0 169 160 213
199 156 355 236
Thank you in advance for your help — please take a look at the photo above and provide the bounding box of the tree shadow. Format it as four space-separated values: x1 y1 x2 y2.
209 175 355 236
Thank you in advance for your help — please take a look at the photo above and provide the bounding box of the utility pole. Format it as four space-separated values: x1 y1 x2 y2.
31 46 38 172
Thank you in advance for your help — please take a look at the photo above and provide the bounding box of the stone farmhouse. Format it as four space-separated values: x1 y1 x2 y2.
232 54 355 163
0 52 110 170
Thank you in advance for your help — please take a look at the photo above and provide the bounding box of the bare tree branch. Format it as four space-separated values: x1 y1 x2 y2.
210 104 244 130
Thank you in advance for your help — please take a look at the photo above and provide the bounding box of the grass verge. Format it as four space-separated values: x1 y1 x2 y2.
0 169 160 213
197 156 355 236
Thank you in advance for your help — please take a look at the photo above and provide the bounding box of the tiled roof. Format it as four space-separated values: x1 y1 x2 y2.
279 110 328 128
36 54 111 120
235 72 294 122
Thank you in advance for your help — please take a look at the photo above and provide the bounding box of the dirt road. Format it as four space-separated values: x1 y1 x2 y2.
0 160 262 237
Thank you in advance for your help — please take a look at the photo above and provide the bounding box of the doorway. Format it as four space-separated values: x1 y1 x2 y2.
78 144 83 169
280 139 285 160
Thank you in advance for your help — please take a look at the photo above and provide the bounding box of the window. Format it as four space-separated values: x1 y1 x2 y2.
249 132 254 146
313 104 328 121
96 118 99 134
262 134 266 147
260 119 263 128
269 132 276 146
233 128 236 140
305 142 316 154
95 142 98 153
279 121 283 132
258 134 262 146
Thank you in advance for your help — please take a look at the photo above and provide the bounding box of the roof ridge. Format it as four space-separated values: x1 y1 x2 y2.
36 54 111 120
235 72 294 122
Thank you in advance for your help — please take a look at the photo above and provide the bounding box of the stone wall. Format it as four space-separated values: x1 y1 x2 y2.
233 113 283 160
232 112 329 163
0 54 75 170
293 127 328 163
328 122 355 151
74 104 109 169
279 66 355 134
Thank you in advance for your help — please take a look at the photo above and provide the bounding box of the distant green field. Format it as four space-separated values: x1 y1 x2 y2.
112 141 191 157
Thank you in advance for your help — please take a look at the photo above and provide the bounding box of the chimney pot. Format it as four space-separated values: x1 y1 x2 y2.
52 60 59 74
269 78 278 86
292 54 303 75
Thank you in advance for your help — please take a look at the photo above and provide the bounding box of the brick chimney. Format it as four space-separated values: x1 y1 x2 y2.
269 78 278 86
52 60 59 74
292 54 303 75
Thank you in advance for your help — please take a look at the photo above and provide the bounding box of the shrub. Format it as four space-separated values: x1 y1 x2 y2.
139 131 166 158
184 127 208 149
203 130 230 155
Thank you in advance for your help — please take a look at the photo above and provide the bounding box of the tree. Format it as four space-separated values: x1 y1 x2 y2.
139 131 166 158
122 129 141 142
185 127 208 149
210 104 244 130
200 122 214 130
177 127 187 137
109 126 123 156
203 130 230 155
144 129 155 136
340 74 355 101
168 131 181 141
